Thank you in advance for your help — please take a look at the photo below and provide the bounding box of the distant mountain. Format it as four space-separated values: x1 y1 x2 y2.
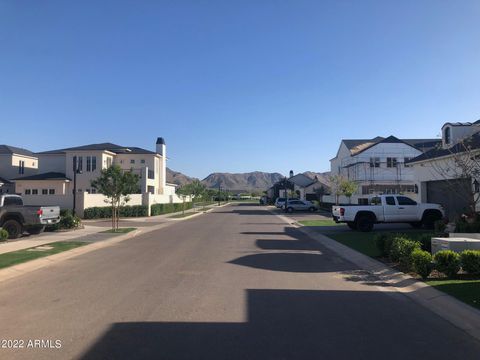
201 171 284 192
166 168 331 192
166 167 197 186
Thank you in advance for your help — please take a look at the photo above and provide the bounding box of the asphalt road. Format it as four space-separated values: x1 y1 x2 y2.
1 204 479 359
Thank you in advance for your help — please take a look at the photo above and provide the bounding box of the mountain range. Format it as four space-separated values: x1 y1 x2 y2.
166 168 330 192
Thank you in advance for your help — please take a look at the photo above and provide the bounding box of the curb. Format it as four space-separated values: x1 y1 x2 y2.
271 210 480 342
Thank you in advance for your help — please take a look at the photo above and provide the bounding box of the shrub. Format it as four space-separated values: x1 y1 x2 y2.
454 215 480 233
410 249 433 279
0 228 8 241
83 205 148 219
151 202 193 216
434 250 461 278
460 250 480 274
418 234 432 253
374 233 393 257
389 236 421 270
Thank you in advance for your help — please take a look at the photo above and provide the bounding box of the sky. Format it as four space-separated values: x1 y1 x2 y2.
1 0 480 179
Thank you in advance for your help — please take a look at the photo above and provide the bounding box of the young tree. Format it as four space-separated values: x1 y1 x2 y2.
314 185 327 204
340 178 358 204
178 180 207 211
91 165 140 231
329 175 344 205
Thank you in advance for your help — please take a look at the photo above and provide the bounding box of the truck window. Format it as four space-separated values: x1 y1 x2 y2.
370 197 381 205
397 196 417 205
385 196 396 205
3 197 23 206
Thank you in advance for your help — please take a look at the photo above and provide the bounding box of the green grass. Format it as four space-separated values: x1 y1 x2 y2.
327 232 383 257
326 230 431 258
298 219 344 227
0 241 88 269
100 227 137 234
426 279 480 310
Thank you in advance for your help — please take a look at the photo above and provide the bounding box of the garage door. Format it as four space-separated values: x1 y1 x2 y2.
426 179 472 219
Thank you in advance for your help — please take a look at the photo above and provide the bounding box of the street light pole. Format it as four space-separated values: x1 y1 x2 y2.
72 156 82 216
284 176 289 213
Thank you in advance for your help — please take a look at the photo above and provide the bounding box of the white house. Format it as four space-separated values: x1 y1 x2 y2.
12 138 184 217
408 120 480 219
327 136 440 204
0 145 39 194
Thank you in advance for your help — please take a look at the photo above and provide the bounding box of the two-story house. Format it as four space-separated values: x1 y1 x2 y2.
0 145 39 194
408 120 480 219
14 138 171 198
328 136 440 204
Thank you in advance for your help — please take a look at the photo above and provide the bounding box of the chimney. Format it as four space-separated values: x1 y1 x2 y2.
156 137 166 156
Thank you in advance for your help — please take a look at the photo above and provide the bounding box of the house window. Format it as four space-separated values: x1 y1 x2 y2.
25 189 31 195
130 159 135 164
91 188 96 194
141 159 145 164
86 156 91 172
92 156 96 171
49 189 55 195
369 157 380 168
106 157 112 168
404 157 412 167
32 189 38 195
78 156 83 171
444 127 451 145
42 189 48 195
19 160 25 174
387 157 397 168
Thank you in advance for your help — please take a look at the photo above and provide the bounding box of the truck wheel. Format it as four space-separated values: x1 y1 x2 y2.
356 216 374 232
27 226 46 235
309 207 316 212
287 207 294 213
347 222 357 230
422 212 442 229
2 220 23 239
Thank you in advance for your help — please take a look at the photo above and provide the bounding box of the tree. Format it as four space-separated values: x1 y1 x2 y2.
177 180 207 211
314 185 327 204
340 178 358 204
329 175 344 205
91 165 140 231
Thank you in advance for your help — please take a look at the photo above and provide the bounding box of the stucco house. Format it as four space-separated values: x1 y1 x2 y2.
266 173 330 202
327 136 440 204
12 138 183 217
408 120 480 219
0 145 39 194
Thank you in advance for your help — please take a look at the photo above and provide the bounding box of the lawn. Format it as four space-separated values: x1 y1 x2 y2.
0 241 88 269
327 232 383 257
298 219 344 227
426 279 480 310
100 227 137 234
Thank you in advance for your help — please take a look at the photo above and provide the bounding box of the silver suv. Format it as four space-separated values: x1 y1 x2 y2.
285 200 317 213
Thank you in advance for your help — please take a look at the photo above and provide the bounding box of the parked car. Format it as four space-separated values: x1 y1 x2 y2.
0 195 61 239
275 198 287 208
284 199 317 213
332 195 444 232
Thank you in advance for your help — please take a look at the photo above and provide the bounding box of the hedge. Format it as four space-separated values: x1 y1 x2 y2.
151 202 193 216
434 250 461 278
460 250 480 274
84 205 148 219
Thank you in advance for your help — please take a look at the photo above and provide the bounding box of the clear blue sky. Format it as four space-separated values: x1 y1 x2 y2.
1 1 480 179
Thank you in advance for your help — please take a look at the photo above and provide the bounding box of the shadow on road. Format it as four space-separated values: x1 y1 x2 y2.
80 289 480 360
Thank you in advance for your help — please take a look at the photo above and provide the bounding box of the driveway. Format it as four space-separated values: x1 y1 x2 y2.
0 204 479 359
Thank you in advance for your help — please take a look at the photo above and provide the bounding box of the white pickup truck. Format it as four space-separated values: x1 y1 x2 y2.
332 195 444 232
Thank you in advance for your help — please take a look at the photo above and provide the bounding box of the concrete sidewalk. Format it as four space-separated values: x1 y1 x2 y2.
0 225 107 255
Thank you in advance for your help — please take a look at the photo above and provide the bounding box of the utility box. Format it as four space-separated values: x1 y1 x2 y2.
431 237 480 255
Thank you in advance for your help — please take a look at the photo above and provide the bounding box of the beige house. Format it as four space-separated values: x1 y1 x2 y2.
0 145 39 194
13 138 183 217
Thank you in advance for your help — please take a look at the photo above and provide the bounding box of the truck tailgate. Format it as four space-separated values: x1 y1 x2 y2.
40 206 61 220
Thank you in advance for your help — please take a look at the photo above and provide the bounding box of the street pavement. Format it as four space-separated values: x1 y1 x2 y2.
0 204 479 359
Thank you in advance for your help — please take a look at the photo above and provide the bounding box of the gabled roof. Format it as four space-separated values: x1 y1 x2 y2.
442 119 480 128
342 136 440 156
37 143 156 155
0 145 35 157
12 172 71 181
288 173 316 188
408 130 480 164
